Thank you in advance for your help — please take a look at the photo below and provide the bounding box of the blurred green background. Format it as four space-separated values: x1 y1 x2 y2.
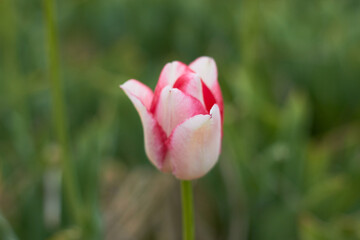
1 0 360 239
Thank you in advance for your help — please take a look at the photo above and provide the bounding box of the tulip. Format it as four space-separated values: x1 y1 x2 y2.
120 57 223 239
120 56 223 180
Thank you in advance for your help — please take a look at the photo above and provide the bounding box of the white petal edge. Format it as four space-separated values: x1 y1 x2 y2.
168 104 222 180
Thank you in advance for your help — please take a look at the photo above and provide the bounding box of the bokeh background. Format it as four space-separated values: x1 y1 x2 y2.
1 0 360 239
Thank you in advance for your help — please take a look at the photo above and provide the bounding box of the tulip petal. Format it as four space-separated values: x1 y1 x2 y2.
120 79 154 110
150 61 190 112
173 72 205 107
120 81 168 171
189 57 224 116
189 57 217 88
154 86 207 136
168 104 222 180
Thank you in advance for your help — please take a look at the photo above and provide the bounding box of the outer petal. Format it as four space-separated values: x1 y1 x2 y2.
168 104 222 180
154 86 207 136
189 57 224 117
120 80 168 171
150 61 190 113
120 79 154 110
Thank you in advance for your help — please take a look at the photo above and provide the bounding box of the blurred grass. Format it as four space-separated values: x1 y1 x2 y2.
0 0 360 239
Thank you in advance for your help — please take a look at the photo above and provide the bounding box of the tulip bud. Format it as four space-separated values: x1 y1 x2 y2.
120 57 223 180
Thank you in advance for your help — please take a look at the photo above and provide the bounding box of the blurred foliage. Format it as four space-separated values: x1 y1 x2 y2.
0 0 360 239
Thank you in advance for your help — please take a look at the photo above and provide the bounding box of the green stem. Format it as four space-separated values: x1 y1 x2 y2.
181 180 195 240
42 0 81 225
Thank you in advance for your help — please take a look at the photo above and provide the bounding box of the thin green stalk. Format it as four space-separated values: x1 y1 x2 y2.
181 180 194 240
42 0 81 224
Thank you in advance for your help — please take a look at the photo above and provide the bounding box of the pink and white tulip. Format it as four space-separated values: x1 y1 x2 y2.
120 57 223 180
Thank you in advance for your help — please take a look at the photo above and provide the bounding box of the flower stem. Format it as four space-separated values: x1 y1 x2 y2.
181 180 195 240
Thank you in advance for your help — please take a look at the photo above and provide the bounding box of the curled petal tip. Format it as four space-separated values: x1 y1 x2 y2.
120 79 154 110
